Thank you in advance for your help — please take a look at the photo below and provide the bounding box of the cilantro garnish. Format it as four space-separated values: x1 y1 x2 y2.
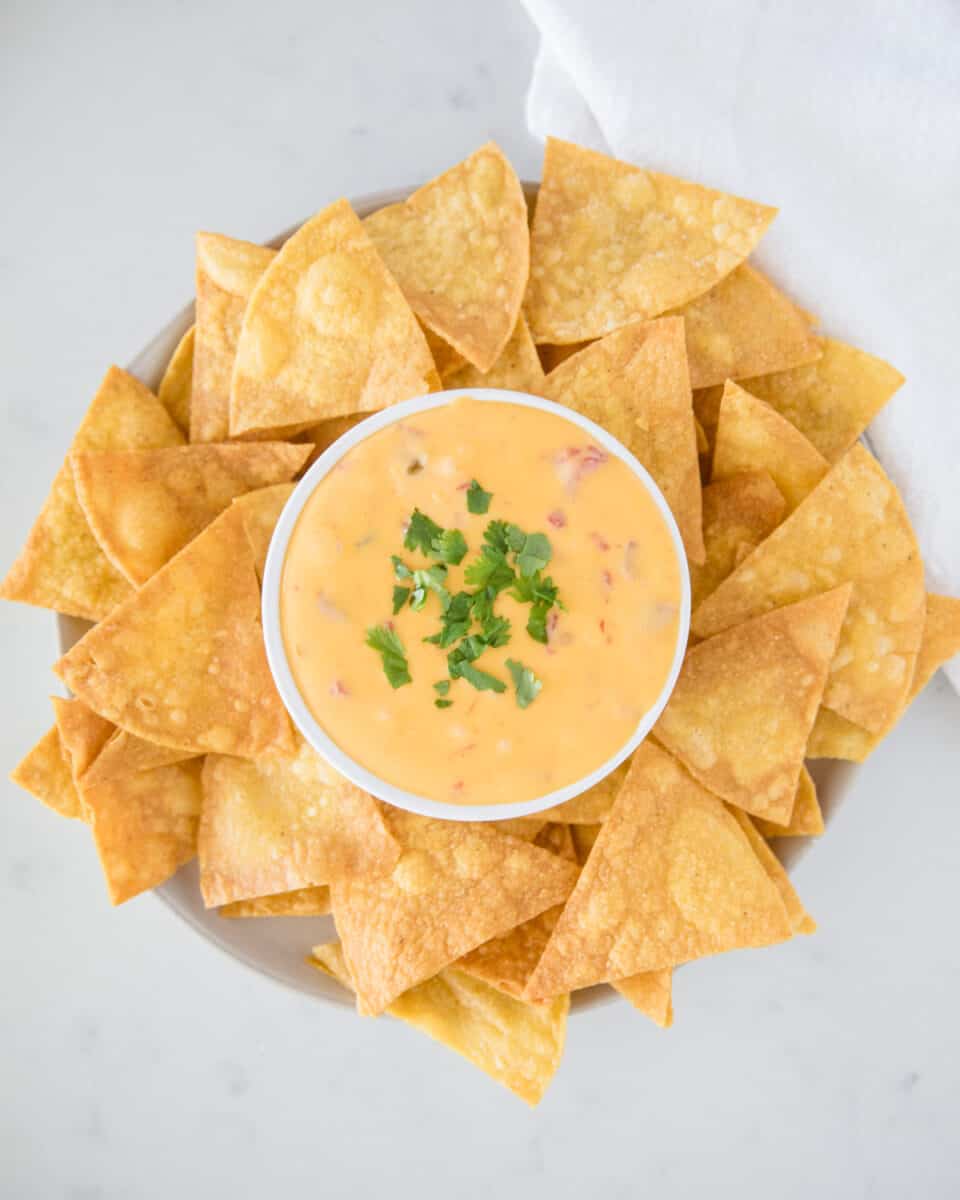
433 680 451 696
434 698 454 709
480 613 511 647
365 625 411 688
404 509 444 555
526 601 551 644
392 585 411 614
456 661 507 693
506 659 542 708
410 564 449 611
516 531 552 577
466 479 493 514
463 544 515 592
430 528 468 565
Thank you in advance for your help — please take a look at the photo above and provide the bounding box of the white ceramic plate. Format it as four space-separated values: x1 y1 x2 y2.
57 185 857 1011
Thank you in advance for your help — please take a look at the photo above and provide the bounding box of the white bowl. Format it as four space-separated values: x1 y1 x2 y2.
55 184 857 1010
261 388 692 823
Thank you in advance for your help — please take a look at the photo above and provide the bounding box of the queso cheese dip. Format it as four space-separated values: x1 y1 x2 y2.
280 397 684 807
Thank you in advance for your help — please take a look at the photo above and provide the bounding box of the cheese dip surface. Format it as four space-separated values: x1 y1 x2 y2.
280 398 683 807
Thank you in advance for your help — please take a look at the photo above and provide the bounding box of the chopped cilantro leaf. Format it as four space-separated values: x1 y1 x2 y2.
464 545 515 593
526 601 551 644
392 555 413 581
404 509 444 555
469 586 495 624
505 523 526 553
430 528 468 565
433 680 451 696
482 520 509 555
457 662 506 693
466 479 493 514
506 659 542 708
410 564 449 611
365 625 411 688
434 698 454 709
510 571 559 607
481 613 511 647
392 585 412 614
425 591 472 647
516 531 552 577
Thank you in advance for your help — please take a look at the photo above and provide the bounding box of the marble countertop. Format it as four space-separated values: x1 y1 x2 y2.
2 3 958 1197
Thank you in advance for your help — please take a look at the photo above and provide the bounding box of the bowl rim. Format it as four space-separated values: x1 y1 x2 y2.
261 387 692 822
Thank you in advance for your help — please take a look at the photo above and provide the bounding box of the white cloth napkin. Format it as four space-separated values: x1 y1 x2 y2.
521 0 960 692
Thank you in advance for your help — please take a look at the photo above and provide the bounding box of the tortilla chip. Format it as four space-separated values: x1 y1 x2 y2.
50 696 114 782
10 725 83 819
191 233 277 443
692 445 926 732
72 442 310 586
421 323 466 377
712 381 829 512
296 412 371 470
524 742 792 999
539 318 705 562
198 738 399 907
671 264 820 389
330 808 579 1015
438 315 545 395
910 594 960 699
611 970 674 1028
228 482 295 582
55 505 292 758
533 823 578 863
571 823 602 864
691 471 786 609
806 707 877 762
230 199 438 437
741 337 904 461
83 729 197 787
655 587 851 823
730 809 816 934
490 818 546 841
692 384 724 449
311 942 567 1107
695 418 709 456
81 757 203 904
365 143 529 371
754 767 824 838
219 886 331 918
158 324 194 435
521 758 630 825
0 367 184 620
525 138 776 344
538 341 591 373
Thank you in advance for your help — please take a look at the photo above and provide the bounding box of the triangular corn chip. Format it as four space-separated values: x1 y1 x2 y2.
0 367 183 620
806 707 877 762
571 823 602 864
295 413 371 472
740 336 904 461
656 587 851 822
365 143 529 371
421 323 466 377
158 324 194 435
72 442 310 586
691 471 786 609
539 318 704 562
520 758 630 825
230 199 437 436
712 381 829 511
755 766 824 838
729 809 815 934
439 315 544 392
83 729 198 786
910 594 960 699
191 234 277 442
311 942 567 1107
55 506 292 758
10 726 83 819
198 739 400 907
611 970 674 1028
330 808 578 1015
219 886 331 919
51 696 114 783
524 742 792 999
489 818 546 841
229 483 294 580
533 823 579 863
692 384 724 449
692 445 925 733
525 138 776 343
538 341 591 373
671 264 820 389
80 756 203 904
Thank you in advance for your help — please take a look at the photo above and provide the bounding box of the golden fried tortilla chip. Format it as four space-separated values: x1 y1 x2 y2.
730 809 815 934
198 738 399 907
83 729 198 786
219 886 331 918
72 442 310 586
490 818 546 841
741 337 904 461
910 594 960 699
534 823 578 863
692 384 724 449
311 942 567 1107
755 767 824 838
330 809 579 1015
81 757 203 905
365 144 529 371
691 471 786 609
55 505 292 758
806 707 877 762
611 970 674 1028
571 823 602 864
692 444 926 733
525 138 776 344
191 234 277 443
229 483 295 581
712 382 829 512
520 758 630 825
0 367 183 620
524 742 792 999
230 199 438 437
539 318 705 562
10 725 83 819
439 316 545 393
421 323 466 377
671 264 820 389
296 413 372 471
538 341 591 373
655 587 851 823
50 696 114 783
158 324 194 435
